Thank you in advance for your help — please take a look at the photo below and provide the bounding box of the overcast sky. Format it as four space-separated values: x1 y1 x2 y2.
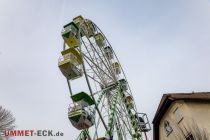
0 0 210 140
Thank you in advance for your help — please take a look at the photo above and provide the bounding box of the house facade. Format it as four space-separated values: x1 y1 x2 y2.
153 92 210 140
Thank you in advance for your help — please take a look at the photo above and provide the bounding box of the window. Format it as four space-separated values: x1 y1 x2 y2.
186 133 194 140
173 107 183 123
164 120 173 136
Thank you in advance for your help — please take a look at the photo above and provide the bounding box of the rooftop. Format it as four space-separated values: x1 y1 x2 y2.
152 92 210 139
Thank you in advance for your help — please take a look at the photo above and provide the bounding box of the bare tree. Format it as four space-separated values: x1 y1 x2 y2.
0 106 15 131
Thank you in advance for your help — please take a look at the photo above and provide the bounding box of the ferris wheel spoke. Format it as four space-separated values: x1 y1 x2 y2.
115 110 130 140
82 53 114 82
95 46 116 81
108 99 131 140
87 32 116 81
81 38 115 82
81 53 106 84
86 74 103 85
115 108 132 138
84 36 116 80
113 115 124 140
78 39 109 132
115 101 134 136
93 23 133 87
80 40 107 84
93 94 106 139
92 83 117 96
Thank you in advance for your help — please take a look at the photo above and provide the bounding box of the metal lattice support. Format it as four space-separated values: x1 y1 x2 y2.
94 91 105 112
106 86 121 138
76 129 89 140
121 91 142 140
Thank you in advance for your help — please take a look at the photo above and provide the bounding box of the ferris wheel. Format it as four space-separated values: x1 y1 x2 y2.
58 15 151 140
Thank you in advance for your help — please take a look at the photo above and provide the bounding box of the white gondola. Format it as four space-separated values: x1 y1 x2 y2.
95 33 105 47
104 46 113 60
112 62 121 75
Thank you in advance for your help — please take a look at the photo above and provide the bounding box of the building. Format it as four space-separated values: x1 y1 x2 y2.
153 92 210 140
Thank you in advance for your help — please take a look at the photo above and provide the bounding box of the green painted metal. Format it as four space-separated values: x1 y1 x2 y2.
63 22 78 29
69 114 81 123
117 113 133 136
76 129 89 140
114 116 123 140
62 32 70 38
68 109 85 122
120 91 142 140
95 92 105 108
71 92 94 105
106 86 121 138
71 76 143 140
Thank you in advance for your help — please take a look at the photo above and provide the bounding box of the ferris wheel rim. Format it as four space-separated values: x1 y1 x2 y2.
63 17 143 140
